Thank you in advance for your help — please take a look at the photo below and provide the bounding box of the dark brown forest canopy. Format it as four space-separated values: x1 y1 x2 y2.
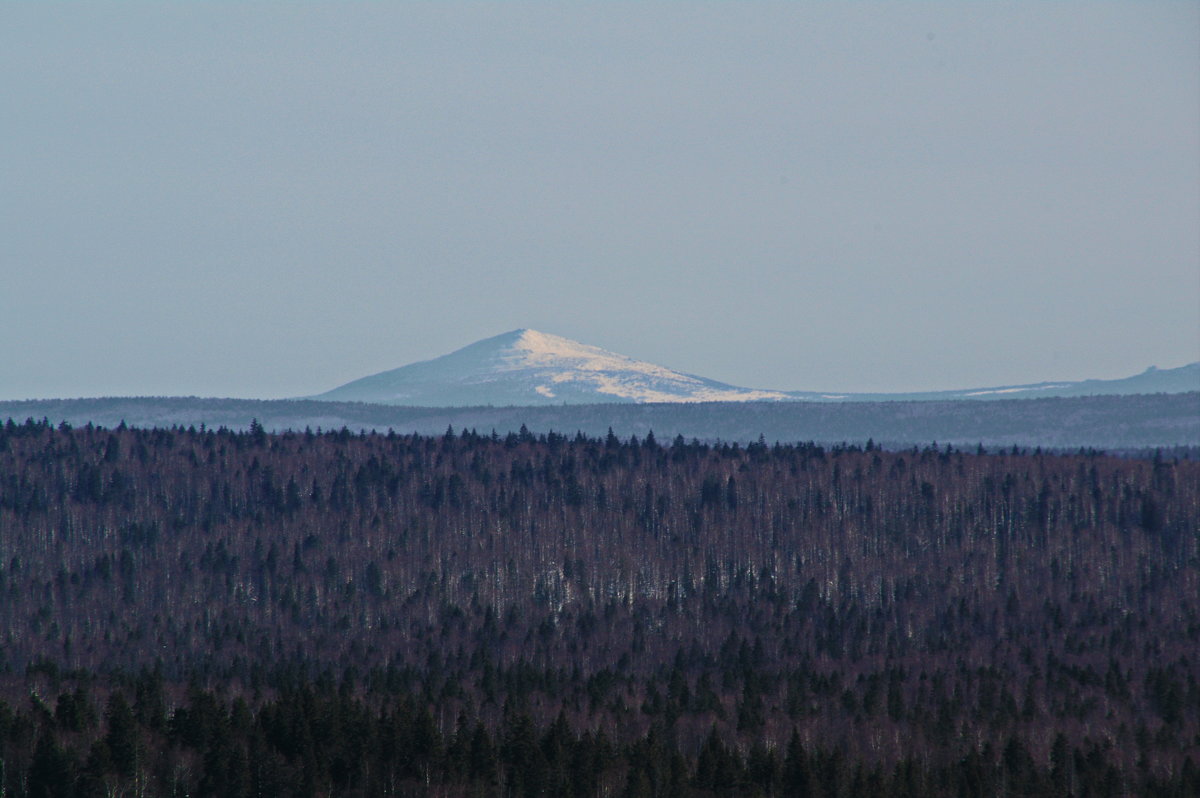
0 419 1197 796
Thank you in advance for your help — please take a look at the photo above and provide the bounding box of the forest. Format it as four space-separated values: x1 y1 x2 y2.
0 418 1197 796
1 390 1196 451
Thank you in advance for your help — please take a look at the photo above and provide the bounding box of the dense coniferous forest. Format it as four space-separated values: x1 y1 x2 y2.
0 418 1197 796
2 391 1197 451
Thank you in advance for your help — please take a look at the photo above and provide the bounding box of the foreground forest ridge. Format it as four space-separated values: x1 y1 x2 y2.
0 419 1197 796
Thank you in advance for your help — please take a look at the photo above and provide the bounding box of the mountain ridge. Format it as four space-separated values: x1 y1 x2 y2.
313 328 1200 406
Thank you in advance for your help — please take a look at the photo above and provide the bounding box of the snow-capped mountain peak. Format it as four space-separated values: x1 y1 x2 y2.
315 329 790 406
312 329 1200 408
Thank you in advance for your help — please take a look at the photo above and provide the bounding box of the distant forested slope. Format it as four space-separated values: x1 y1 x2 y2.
0 420 1197 796
2 390 1197 450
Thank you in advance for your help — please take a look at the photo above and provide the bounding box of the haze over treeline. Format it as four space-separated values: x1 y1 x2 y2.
3 389 1197 452
0 420 1196 796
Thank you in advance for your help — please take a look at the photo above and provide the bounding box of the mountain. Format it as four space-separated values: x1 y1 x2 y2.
314 328 1200 407
314 328 790 406
785 362 1200 402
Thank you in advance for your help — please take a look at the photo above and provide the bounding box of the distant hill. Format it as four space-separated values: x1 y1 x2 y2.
4 331 1194 448
799 362 1200 402
313 328 1200 406
314 328 790 405
3 392 1197 451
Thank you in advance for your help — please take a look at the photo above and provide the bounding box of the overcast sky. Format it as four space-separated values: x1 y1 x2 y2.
2 2 1198 399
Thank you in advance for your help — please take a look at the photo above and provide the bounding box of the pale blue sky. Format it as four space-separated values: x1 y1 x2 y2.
3 2 1198 399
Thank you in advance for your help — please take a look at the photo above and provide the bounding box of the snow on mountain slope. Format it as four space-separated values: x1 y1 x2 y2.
313 329 1200 408
315 329 790 406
